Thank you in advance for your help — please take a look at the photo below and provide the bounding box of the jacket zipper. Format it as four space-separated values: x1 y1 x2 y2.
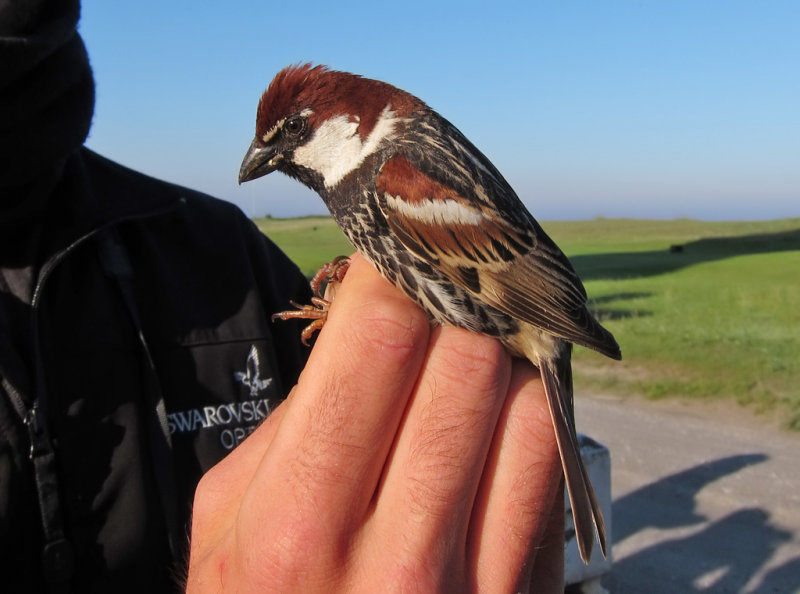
20 196 186 588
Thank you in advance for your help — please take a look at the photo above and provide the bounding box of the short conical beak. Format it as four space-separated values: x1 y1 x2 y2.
238 139 281 184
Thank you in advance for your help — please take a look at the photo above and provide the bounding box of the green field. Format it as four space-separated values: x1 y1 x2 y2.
255 216 800 429
256 216 354 275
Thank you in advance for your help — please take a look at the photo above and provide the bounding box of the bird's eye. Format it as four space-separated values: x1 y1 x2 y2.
284 116 306 137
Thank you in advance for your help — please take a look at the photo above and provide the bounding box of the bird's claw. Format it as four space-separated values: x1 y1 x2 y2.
309 255 350 298
272 298 330 346
272 257 351 345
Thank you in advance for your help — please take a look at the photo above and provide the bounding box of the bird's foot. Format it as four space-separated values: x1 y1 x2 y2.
309 255 350 298
272 298 330 346
272 256 351 346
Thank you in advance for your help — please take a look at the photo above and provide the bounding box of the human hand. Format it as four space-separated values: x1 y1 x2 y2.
185 254 564 593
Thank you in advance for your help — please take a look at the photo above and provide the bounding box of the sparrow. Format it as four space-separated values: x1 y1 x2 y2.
239 64 621 563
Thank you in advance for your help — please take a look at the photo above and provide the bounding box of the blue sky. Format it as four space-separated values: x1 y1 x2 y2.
80 1 799 220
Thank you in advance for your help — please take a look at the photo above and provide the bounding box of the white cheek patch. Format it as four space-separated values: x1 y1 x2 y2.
293 105 402 188
292 116 360 187
385 194 485 226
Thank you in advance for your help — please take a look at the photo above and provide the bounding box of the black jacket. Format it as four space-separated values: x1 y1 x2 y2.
0 148 310 592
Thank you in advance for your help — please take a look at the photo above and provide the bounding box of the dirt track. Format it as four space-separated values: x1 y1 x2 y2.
575 393 800 593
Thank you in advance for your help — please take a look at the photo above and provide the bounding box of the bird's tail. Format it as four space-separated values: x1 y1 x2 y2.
537 348 607 564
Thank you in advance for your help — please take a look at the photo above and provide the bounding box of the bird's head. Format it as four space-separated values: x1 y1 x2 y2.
238 64 421 191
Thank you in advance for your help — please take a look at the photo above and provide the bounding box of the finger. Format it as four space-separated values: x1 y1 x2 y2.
189 397 289 550
469 359 563 592
187 398 290 593
365 325 512 583
526 480 565 593
236 255 431 571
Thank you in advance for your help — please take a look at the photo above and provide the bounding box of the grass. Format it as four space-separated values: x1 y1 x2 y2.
255 216 353 275
254 215 800 429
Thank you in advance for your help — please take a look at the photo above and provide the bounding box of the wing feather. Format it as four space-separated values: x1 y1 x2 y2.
376 153 620 358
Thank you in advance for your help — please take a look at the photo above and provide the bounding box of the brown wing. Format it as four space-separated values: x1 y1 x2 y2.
376 155 619 357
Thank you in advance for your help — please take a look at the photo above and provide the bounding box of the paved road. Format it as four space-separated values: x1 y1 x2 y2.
575 393 800 594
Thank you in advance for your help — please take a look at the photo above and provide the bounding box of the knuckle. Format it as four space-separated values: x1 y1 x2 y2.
404 469 467 522
506 389 558 458
379 554 463 594
436 329 508 387
353 299 429 357
192 467 225 520
239 504 349 588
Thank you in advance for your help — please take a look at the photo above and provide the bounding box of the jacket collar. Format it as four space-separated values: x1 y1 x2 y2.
42 147 186 253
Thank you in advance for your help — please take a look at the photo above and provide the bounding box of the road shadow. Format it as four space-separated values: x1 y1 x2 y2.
606 454 799 593
612 454 767 541
570 228 800 281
